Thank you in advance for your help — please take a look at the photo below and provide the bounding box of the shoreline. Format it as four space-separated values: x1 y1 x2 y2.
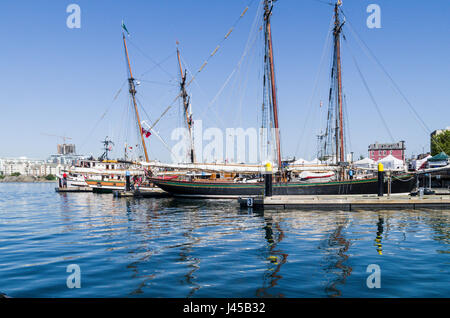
0 181 56 183
0 176 56 183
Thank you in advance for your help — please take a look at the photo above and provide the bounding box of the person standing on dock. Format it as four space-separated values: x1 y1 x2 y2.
62 173 67 188
348 169 354 180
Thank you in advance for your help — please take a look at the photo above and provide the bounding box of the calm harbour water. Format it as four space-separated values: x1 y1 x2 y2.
0 183 449 298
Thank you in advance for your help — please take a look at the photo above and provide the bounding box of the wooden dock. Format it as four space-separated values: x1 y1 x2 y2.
238 194 450 210
113 188 171 198
55 187 92 193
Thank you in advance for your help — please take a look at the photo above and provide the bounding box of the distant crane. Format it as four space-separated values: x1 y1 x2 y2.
41 133 73 144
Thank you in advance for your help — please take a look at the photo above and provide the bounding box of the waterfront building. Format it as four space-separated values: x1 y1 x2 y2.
47 142 87 165
0 157 44 176
417 152 431 160
47 153 87 165
430 127 450 155
0 157 70 177
368 141 406 162
430 127 450 140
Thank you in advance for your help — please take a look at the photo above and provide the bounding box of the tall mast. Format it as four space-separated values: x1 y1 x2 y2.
122 33 149 162
176 44 195 163
333 1 345 164
264 0 282 171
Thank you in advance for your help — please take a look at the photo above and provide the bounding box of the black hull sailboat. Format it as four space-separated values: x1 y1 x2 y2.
149 1 417 198
149 174 415 198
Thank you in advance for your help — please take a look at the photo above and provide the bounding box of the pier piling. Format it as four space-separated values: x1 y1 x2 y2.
264 162 273 197
377 163 384 197
125 171 131 191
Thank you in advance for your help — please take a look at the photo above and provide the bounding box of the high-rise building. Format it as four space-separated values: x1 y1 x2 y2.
57 144 76 155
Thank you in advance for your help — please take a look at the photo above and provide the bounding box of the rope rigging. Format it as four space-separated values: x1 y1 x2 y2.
340 7 445 153
135 96 178 159
294 14 335 159
186 1 255 87
138 51 177 79
127 38 176 82
78 80 127 154
343 36 396 143
199 0 264 127
147 0 256 132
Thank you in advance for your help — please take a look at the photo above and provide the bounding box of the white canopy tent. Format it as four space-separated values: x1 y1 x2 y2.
292 158 310 165
354 157 376 169
377 155 405 170
412 155 432 170
308 158 321 164
292 158 322 165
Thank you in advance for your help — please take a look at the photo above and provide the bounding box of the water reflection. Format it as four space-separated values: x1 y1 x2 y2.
59 193 74 233
256 216 288 298
120 198 205 296
123 198 164 296
423 211 450 246
178 228 201 297
1 184 449 297
375 216 384 255
322 214 352 298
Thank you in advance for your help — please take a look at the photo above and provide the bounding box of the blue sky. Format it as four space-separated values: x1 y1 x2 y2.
0 0 449 162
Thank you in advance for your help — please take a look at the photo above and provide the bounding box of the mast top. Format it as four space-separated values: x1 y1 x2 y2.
334 0 345 35
264 0 275 16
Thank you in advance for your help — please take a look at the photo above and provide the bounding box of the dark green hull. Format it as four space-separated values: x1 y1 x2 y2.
91 187 114 194
149 174 416 198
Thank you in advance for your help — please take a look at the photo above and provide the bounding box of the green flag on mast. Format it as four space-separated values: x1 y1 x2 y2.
121 20 130 36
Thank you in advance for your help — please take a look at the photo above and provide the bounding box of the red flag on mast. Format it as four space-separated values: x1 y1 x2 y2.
141 127 151 138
